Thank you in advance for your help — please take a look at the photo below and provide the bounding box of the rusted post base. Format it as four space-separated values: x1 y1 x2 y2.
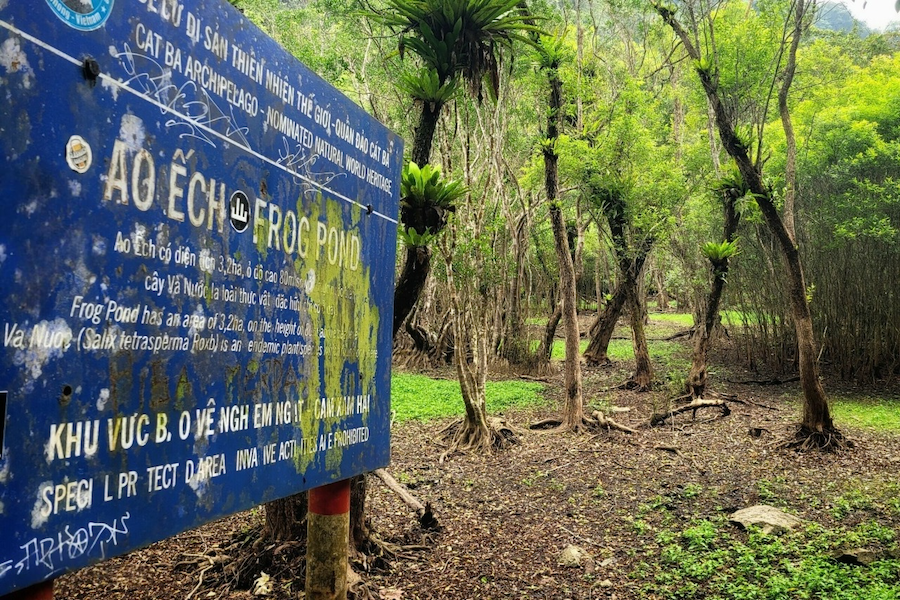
306 479 350 600
4 581 53 600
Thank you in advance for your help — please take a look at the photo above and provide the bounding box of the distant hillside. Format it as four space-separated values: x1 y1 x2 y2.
816 1 873 36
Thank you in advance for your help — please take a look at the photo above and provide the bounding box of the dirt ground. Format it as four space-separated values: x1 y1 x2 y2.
55 329 900 600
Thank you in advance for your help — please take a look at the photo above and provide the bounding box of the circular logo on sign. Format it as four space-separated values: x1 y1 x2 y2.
45 0 115 32
66 135 92 173
229 191 251 233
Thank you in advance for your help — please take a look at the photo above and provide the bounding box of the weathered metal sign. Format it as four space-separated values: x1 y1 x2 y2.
0 0 402 594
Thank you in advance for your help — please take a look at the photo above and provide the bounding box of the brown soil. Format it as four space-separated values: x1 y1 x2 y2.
56 323 900 600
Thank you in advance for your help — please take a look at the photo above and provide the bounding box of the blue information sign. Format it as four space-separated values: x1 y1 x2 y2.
0 0 402 593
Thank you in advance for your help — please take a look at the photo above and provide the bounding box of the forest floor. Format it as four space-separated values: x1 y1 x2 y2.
57 315 900 599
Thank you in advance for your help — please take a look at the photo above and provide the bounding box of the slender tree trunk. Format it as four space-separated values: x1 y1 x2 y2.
393 99 443 336
349 476 369 549
687 261 726 398
411 101 443 168
758 200 832 430
688 199 740 398
778 0 806 242
550 205 585 428
452 315 491 446
543 58 584 429
654 263 670 310
625 269 653 390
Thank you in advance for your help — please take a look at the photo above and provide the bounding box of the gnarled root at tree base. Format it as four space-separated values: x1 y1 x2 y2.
530 410 636 435
439 416 520 461
777 424 853 452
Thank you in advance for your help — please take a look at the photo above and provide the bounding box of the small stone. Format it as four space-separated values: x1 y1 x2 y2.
833 548 878 566
558 545 590 568
730 505 803 535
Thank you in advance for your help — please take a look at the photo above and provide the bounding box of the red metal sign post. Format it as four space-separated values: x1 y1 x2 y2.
306 480 352 600
3 582 53 600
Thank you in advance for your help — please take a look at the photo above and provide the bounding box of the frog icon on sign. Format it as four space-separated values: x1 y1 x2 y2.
230 191 251 233
46 0 115 32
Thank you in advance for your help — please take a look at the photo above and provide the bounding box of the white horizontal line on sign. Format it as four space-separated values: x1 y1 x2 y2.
0 18 398 225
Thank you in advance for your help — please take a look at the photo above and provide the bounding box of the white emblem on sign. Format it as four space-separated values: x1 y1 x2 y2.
66 135 92 173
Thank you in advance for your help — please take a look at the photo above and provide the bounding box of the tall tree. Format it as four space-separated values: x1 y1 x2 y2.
653 0 845 449
538 35 586 430
374 0 539 337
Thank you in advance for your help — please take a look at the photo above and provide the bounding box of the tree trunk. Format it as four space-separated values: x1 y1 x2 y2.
654 263 670 310
543 60 584 429
535 301 562 363
411 100 442 168
688 199 740 398
551 205 585 428
393 246 432 337
625 271 653 390
778 0 806 242
265 492 308 542
349 475 369 550
583 280 626 365
687 263 725 399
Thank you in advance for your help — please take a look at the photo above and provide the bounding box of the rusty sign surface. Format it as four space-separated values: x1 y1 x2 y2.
0 0 402 593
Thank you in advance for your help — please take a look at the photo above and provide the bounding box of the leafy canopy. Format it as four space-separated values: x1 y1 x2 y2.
373 0 541 100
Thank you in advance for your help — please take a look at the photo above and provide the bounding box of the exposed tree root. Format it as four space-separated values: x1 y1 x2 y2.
173 521 308 598
439 417 520 461
530 411 636 434
584 356 614 368
720 393 779 411
590 410 637 434
373 468 439 531
726 375 801 386
776 425 854 452
178 509 433 598
530 417 562 430
662 328 694 341
616 379 652 392
650 398 731 427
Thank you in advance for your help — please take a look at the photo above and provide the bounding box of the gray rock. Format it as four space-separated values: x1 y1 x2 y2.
729 505 803 534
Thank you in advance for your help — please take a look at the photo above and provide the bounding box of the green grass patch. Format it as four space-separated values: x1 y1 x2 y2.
390 373 548 422
547 338 689 369
607 339 634 360
550 339 590 360
636 517 900 600
831 395 900 433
